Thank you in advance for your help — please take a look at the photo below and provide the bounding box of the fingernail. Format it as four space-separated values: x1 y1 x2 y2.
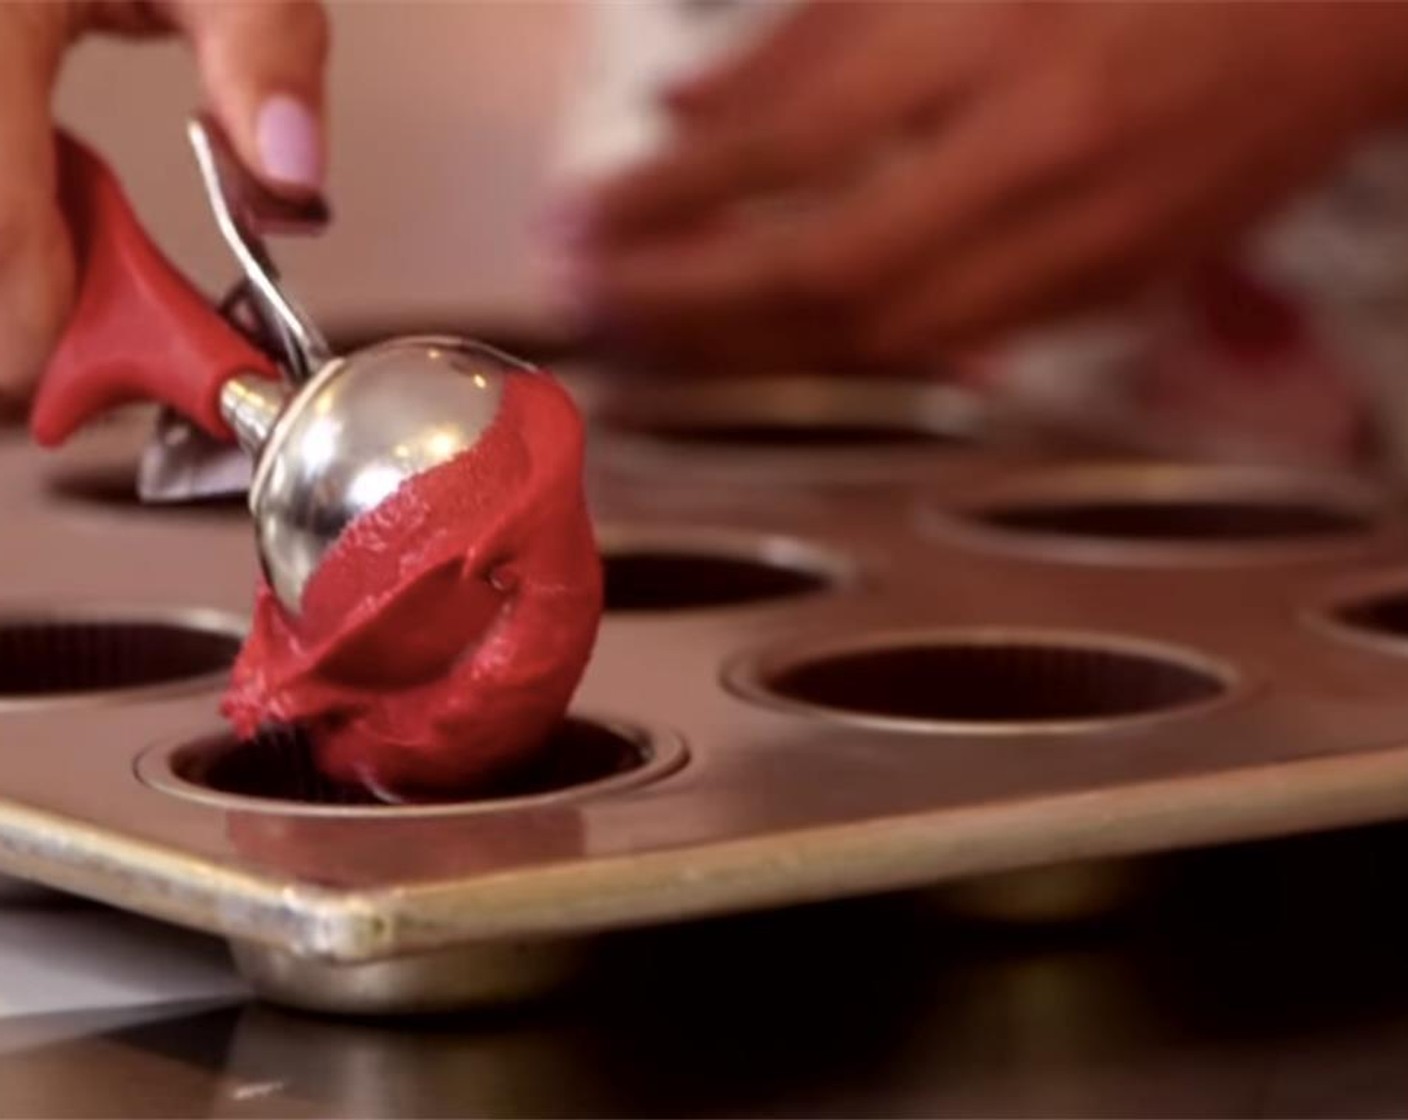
256 95 323 190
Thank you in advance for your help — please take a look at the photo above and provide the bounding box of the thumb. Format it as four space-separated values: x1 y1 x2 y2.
0 5 75 410
170 0 330 195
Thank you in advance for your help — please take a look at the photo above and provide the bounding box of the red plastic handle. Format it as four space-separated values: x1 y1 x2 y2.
29 133 279 448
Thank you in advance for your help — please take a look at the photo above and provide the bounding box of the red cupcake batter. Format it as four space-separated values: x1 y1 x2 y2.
222 371 602 797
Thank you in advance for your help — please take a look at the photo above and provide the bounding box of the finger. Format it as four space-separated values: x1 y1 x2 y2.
861 160 1201 359
587 224 885 377
878 203 1157 358
584 209 800 341
594 4 995 241
664 1 862 120
604 307 831 378
866 82 1359 357
0 6 76 407
584 61 1114 334
673 0 1005 131
777 59 1140 324
167 0 330 194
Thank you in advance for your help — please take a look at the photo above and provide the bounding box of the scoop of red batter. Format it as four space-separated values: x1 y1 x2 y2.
222 370 602 797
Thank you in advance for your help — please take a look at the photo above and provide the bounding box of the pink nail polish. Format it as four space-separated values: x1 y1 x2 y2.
256 95 323 190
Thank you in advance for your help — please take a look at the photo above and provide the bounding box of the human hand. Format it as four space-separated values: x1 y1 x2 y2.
0 1 328 410
569 1 1408 373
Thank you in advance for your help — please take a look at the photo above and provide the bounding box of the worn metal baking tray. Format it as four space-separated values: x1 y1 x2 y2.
3 372 1408 1014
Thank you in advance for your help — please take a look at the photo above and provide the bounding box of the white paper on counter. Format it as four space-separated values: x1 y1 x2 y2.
0 904 246 1031
0 997 239 1057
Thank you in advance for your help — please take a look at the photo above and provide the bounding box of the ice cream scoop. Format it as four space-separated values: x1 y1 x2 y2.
33 120 603 795
33 118 524 617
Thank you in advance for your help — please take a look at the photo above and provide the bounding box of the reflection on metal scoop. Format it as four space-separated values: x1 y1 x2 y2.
222 335 517 614
137 407 251 503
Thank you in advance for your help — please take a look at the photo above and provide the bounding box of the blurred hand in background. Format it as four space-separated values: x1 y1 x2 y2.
0 0 327 412
570 1 1408 374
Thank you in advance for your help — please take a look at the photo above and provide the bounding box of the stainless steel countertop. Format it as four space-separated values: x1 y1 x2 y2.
2 820 1407 1118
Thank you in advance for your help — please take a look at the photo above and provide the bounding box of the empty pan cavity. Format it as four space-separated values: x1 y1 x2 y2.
600 529 849 613
627 420 961 449
1313 577 1408 656
1333 591 1408 636
0 609 242 704
930 463 1382 565
983 500 1361 540
598 376 984 479
138 715 687 816
727 629 1236 734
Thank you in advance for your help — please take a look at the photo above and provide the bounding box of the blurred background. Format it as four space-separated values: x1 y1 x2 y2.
47 0 1402 469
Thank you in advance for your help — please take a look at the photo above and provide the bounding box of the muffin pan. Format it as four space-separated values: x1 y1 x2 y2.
4 375 1408 1013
